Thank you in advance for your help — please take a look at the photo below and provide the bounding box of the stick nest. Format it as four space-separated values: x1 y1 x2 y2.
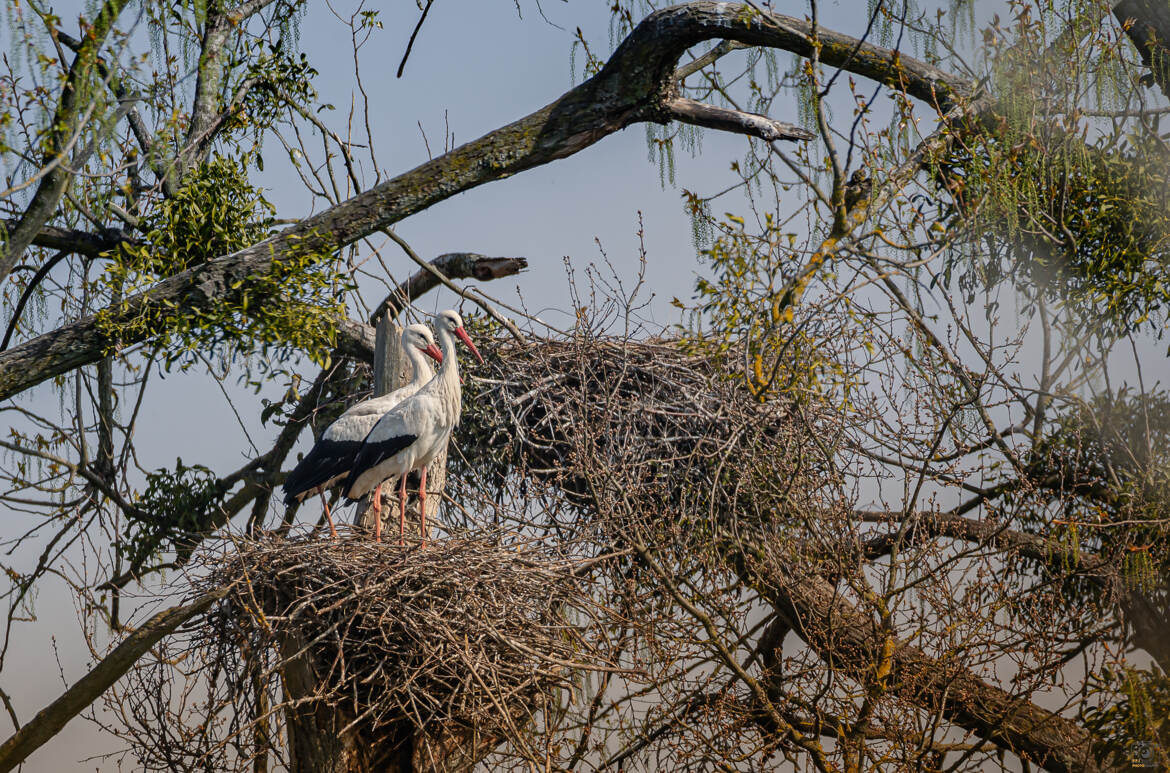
200 535 595 737
455 333 838 547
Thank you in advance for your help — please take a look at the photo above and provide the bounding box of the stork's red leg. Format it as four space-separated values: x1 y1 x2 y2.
398 474 408 547
419 466 428 549
320 491 338 539
372 482 382 543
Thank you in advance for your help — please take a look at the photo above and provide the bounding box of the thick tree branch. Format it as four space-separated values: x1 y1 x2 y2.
766 0 1170 332
664 97 815 141
368 252 528 323
856 509 1117 576
0 2 969 402
857 509 1170 675
336 252 529 360
1 219 131 258
173 1 276 182
734 534 1110 773
1115 0 1170 99
0 588 228 773
335 317 376 362
381 233 526 340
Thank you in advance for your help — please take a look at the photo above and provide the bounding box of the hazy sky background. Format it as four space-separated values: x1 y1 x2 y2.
9 2 796 767
2 0 1165 769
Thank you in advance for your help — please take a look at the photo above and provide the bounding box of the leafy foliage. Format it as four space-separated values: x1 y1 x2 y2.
1083 666 1170 769
237 41 318 140
938 128 1170 334
114 155 274 276
677 212 860 402
934 30 1170 337
98 156 350 368
1029 391 1170 598
120 458 225 568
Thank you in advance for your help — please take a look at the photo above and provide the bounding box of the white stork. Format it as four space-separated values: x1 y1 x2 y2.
343 309 483 546
282 323 443 538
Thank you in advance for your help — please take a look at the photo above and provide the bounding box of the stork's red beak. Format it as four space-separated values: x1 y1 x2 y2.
419 343 443 363
454 326 484 364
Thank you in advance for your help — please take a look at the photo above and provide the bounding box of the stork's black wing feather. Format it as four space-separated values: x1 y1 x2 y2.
281 439 364 504
342 433 417 501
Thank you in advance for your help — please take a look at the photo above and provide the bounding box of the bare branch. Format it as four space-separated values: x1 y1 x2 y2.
0 588 229 773
664 97 815 142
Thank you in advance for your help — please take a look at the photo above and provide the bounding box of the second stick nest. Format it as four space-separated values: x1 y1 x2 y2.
202 535 596 741
454 334 839 552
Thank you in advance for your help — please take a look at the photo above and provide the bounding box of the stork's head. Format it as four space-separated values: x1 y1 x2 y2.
403 323 442 363
434 309 484 364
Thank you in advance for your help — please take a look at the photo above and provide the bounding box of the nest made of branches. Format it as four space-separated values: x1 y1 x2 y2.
198 535 599 740
455 333 841 555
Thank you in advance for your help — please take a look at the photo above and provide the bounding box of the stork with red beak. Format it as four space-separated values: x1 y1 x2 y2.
282 323 443 537
343 309 483 545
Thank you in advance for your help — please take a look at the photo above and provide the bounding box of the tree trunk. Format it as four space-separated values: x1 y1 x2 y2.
279 630 416 773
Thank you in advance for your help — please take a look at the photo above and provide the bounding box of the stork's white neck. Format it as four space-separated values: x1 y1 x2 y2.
433 325 463 417
436 326 460 379
403 339 433 387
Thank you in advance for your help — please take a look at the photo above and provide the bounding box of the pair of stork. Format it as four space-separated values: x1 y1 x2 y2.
281 310 483 545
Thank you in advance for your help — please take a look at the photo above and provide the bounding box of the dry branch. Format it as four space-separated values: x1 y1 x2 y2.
0 587 228 773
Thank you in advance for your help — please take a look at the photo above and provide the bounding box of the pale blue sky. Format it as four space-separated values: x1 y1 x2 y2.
6 0 1166 769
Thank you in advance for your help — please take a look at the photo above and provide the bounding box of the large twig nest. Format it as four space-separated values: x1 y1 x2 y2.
200 535 599 737
454 334 840 553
